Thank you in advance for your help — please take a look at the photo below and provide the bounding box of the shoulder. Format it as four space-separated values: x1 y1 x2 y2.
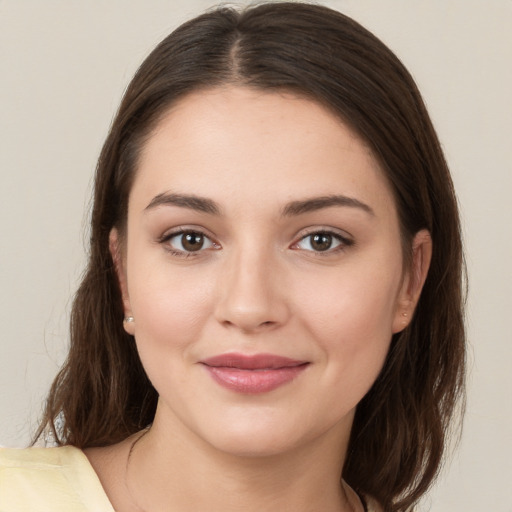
0 445 83 468
343 480 382 512
0 446 114 511
364 495 383 512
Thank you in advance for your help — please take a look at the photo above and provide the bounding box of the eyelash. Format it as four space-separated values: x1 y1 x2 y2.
158 228 219 258
158 228 354 258
291 229 354 256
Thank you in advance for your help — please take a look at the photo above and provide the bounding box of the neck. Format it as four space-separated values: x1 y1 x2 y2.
125 410 358 512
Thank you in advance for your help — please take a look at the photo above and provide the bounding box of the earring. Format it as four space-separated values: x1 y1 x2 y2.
401 312 408 317
124 316 134 323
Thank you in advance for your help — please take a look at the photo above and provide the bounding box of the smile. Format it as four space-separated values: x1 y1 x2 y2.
200 353 310 394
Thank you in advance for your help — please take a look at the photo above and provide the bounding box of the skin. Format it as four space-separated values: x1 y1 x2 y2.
86 86 431 512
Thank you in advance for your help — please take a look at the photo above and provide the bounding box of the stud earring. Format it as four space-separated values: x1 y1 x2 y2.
124 316 134 323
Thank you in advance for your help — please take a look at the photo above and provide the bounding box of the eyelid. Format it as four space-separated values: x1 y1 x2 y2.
159 224 216 240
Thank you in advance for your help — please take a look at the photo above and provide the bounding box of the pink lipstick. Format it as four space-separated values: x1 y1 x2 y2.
200 353 309 394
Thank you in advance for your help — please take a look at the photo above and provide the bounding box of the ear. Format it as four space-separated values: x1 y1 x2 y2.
109 228 135 336
392 229 432 333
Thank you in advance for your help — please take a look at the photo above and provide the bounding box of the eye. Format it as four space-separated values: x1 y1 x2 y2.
163 230 217 253
293 231 352 253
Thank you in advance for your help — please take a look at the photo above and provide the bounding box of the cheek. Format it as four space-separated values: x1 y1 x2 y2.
294 257 402 380
126 258 214 367
301 262 400 333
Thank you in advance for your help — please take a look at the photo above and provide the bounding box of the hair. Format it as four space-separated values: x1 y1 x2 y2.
35 3 465 511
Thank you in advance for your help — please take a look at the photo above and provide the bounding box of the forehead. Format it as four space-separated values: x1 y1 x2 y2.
131 86 396 219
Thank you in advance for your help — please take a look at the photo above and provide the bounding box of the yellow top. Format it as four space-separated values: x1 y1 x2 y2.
0 446 115 512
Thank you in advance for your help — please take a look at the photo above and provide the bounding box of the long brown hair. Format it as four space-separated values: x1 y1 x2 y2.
35 3 465 510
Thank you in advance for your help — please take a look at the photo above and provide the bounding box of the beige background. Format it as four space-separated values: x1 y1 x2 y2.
1 1 511 510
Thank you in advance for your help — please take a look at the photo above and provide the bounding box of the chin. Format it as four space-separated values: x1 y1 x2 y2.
191 406 347 460
205 427 305 459
172 404 301 458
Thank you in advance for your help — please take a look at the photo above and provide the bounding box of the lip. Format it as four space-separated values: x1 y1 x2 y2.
200 353 309 394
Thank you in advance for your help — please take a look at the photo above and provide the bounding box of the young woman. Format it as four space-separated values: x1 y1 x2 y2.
0 3 465 511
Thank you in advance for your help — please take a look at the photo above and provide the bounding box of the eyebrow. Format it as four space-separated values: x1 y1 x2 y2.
144 192 374 217
145 192 221 215
282 195 375 217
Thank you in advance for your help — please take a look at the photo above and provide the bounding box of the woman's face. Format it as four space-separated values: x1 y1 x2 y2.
114 86 427 457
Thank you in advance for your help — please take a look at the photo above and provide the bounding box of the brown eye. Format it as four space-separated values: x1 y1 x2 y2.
294 231 350 253
165 230 216 254
182 232 205 251
310 233 333 251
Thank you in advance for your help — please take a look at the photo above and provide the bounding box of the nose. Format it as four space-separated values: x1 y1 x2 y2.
214 246 290 333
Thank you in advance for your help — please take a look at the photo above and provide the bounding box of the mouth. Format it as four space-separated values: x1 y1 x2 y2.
200 353 310 394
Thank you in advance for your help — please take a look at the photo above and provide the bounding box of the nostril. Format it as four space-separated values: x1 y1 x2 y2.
221 318 277 333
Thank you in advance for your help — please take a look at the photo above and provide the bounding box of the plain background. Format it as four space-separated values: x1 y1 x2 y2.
1 1 511 510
